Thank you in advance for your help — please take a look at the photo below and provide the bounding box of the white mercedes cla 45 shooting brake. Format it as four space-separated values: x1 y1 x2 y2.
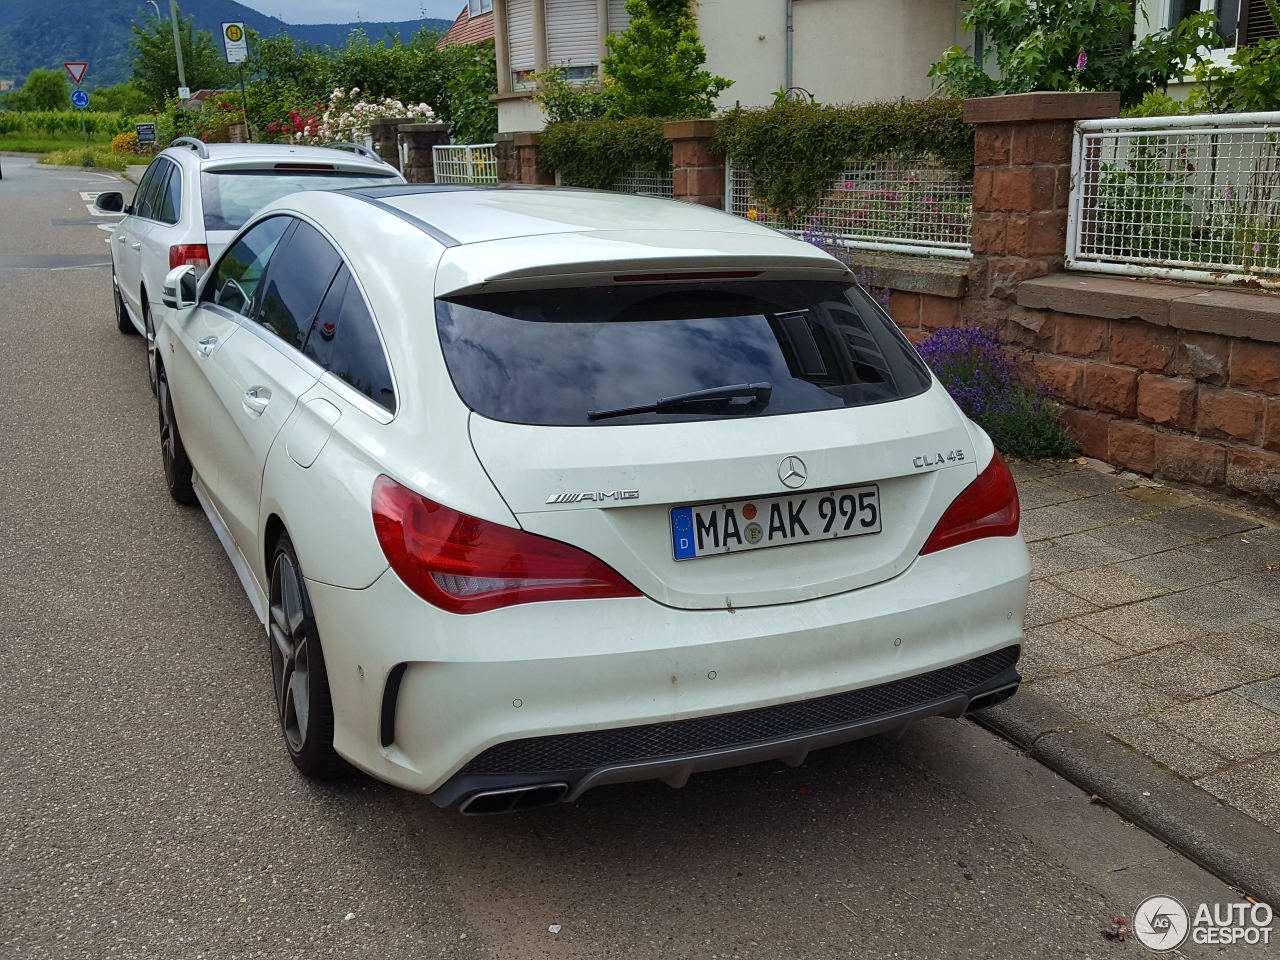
155 184 1029 814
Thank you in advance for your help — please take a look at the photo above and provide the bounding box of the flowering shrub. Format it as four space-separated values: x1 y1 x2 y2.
110 130 138 155
915 326 1078 460
265 87 435 144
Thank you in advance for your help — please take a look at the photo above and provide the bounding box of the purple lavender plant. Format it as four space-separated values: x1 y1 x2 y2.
916 324 1077 460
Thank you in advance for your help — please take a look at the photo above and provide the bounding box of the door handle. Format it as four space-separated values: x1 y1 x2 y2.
130 241 142 251
197 336 217 357
242 386 271 416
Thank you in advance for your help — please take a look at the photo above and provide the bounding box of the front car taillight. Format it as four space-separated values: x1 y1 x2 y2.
920 450 1020 555
371 475 641 614
169 244 210 271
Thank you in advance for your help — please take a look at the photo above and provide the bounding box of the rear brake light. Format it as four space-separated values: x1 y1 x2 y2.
614 271 760 282
920 450 1020 555
169 244 210 270
371 475 641 614
273 162 336 170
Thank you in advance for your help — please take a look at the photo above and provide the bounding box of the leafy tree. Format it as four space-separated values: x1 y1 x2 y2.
130 5 232 103
8 68 70 110
929 0 1222 109
600 0 730 118
88 82 150 114
444 40 499 143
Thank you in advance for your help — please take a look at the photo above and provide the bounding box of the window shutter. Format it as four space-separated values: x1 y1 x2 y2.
1241 0 1280 43
546 0 599 66
607 0 631 38
506 0 535 72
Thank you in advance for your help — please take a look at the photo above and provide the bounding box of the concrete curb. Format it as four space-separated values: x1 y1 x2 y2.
974 689 1280 906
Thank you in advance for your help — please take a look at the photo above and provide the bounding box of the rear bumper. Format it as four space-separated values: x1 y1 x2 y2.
434 647 1020 813
304 534 1030 799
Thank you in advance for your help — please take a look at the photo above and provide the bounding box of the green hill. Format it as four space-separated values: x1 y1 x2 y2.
0 0 452 90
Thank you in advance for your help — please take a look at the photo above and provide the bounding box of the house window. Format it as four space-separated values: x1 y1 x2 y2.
546 0 600 74
469 0 493 15
1169 0 1277 46
506 0 536 87
606 0 632 39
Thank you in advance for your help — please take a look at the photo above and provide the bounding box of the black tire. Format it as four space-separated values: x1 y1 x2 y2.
144 303 158 396
268 533 346 779
157 362 196 506
114 272 135 335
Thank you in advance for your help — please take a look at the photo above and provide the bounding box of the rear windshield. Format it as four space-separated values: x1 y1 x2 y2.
436 280 932 427
199 170 399 231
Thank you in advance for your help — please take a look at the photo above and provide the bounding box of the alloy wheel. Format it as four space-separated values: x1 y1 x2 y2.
269 552 311 754
145 307 158 396
158 373 176 489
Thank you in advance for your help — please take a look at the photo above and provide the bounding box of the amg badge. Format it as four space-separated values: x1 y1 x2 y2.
546 490 640 504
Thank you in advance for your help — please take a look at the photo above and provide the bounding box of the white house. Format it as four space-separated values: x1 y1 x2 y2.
491 0 969 133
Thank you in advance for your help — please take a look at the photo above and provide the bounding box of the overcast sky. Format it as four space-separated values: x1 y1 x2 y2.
237 0 462 24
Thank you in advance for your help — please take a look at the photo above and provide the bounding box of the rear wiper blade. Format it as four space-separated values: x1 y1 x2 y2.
588 382 772 422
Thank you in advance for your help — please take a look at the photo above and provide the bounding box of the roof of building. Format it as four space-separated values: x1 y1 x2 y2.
437 3 494 49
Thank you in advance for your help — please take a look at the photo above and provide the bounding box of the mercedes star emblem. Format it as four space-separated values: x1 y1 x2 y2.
778 456 807 488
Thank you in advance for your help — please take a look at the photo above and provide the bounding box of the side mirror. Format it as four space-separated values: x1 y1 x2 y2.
94 191 124 213
162 264 198 310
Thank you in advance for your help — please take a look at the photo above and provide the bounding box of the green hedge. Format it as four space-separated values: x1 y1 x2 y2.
538 117 671 190
711 99 974 224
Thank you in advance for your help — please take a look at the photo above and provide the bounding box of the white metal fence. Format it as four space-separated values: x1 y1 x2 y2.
1067 112 1280 288
726 158 973 259
612 165 674 198
432 143 499 184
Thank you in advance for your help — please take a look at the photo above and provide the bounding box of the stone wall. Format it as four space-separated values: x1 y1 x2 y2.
888 92 1280 505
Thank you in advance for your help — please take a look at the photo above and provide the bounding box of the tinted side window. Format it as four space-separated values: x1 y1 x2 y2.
304 266 396 412
202 216 291 317
255 221 342 349
132 161 163 219
157 164 182 224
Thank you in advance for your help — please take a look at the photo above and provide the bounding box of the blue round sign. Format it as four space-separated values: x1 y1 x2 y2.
71 90 89 108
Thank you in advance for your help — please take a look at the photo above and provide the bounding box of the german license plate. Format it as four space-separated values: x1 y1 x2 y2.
670 485 881 560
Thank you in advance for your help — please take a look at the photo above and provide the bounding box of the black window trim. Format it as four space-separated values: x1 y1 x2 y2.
198 211 399 421
156 157 184 225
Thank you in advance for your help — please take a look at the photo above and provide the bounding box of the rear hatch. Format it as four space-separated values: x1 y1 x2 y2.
441 273 978 611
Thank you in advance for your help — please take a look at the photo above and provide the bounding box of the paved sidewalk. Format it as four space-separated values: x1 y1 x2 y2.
1009 459 1280 831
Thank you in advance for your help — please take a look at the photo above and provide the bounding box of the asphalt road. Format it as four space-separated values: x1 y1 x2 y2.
0 154 1250 960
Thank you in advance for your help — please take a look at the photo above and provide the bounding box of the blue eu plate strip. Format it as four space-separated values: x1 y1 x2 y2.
671 507 696 560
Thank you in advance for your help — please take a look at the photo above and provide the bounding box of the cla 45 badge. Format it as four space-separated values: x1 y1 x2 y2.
913 449 968 469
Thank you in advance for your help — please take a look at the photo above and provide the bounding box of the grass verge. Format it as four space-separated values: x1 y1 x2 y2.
38 148 129 171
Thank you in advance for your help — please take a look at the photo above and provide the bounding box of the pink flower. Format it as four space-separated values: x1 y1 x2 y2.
1254 242 1263 254
1076 49 1087 72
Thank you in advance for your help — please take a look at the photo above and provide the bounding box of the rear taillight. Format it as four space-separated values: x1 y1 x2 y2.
371 475 641 614
920 450 1020 555
169 244 210 271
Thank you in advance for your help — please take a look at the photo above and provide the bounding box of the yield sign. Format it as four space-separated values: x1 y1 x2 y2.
63 62 88 85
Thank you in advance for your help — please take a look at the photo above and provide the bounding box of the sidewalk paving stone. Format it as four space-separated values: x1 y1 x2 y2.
1124 642 1261 701
1188 623 1280 677
1005 459 1280 837
1108 716 1230 779
1197 754 1280 830
1024 580 1101 627
1152 693 1280 762
1030 662 1174 719
1049 565 1168 606
1025 532 1134 579
1019 621 1129 680
1075 602 1202 651
1112 548 1236 590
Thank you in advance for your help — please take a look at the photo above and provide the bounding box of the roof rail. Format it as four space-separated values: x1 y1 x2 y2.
168 136 210 160
327 141 384 164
